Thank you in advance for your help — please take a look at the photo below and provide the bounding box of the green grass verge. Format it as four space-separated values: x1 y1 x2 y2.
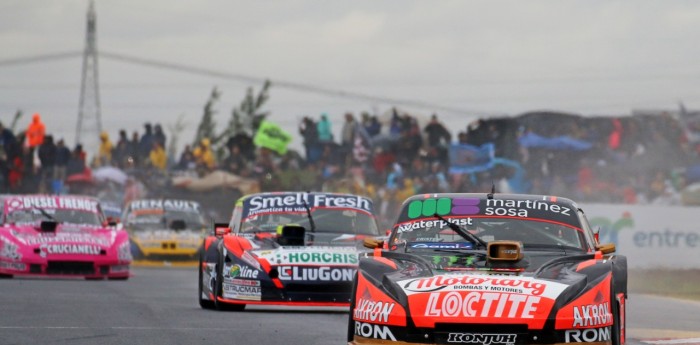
629 269 700 301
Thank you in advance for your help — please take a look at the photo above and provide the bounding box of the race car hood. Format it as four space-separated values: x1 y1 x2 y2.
395 273 577 329
0 223 118 257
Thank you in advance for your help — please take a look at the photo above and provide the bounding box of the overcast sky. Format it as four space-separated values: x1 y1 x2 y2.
1 0 698 154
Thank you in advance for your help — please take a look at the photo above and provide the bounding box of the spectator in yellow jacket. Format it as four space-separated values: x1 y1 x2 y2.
96 131 113 166
193 138 216 170
149 141 167 171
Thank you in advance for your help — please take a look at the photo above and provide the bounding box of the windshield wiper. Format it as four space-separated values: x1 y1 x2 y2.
433 213 487 249
430 248 486 255
521 243 585 252
302 196 316 233
33 206 57 222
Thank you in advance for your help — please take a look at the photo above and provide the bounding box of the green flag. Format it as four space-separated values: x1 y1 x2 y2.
254 120 293 155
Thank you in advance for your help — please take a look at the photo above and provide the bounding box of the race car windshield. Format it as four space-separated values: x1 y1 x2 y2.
126 210 205 231
6 208 102 226
394 216 586 251
241 208 379 236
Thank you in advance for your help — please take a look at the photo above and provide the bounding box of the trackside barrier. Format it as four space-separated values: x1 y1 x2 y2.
582 204 700 269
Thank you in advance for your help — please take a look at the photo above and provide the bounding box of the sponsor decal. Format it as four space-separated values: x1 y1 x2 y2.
223 282 262 301
564 327 611 343
21 234 111 246
410 242 473 249
425 291 541 319
231 278 260 286
38 243 102 257
0 238 21 260
398 218 473 233
446 333 517 345
573 303 611 328
7 196 98 213
247 193 372 215
129 199 200 212
286 251 357 264
354 322 396 341
279 266 354 281
118 242 132 261
227 264 259 279
258 248 359 265
484 199 571 218
353 299 395 323
407 198 481 219
0 261 26 271
402 275 552 296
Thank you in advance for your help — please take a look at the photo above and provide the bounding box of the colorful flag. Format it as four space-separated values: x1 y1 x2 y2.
254 120 293 155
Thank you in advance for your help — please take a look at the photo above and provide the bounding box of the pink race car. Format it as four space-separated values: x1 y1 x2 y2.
0 194 132 279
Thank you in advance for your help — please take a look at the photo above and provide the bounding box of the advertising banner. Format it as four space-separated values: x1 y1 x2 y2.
583 204 700 269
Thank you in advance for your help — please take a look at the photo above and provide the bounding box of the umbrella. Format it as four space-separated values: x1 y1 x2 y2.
93 166 128 185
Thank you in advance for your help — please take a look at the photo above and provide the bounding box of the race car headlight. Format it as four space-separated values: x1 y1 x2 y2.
118 241 132 261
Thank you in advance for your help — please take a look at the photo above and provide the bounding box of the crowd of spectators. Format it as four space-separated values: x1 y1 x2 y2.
2 109 699 227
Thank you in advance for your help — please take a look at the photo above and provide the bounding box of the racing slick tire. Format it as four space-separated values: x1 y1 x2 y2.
198 251 216 310
0 274 13 279
213 260 245 312
611 279 625 345
347 273 359 342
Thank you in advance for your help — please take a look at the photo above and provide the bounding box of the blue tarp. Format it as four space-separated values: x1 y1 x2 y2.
518 132 593 151
449 143 495 174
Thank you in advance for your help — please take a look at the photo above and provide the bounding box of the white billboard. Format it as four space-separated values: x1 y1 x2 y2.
583 204 700 269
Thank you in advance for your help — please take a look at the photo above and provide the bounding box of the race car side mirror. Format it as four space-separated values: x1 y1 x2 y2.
215 225 231 237
595 243 616 254
363 237 384 249
104 217 118 227
487 241 523 262
593 226 600 244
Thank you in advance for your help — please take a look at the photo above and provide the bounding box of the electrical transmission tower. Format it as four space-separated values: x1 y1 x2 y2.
75 0 102 148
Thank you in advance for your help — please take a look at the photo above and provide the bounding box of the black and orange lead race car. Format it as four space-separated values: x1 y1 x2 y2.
349 193 627 345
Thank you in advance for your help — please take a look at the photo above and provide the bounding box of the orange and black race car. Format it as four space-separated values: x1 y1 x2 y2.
198 192 381 311
349 193 627 345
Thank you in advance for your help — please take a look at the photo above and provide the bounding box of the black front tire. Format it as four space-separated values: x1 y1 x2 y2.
0 274 13 279
198 250 216 310
347 272 359 343
611 281 625 345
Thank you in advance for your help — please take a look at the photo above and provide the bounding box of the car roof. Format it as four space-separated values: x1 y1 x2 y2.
400 193 577 208
239 191 370 200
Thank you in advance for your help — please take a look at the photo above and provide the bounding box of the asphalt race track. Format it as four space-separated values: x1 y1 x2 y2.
0 268 698 345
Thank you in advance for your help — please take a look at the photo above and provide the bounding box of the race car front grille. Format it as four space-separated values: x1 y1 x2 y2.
46 261 95 275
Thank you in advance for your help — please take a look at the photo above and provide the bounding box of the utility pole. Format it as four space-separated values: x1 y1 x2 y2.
75 0 102 150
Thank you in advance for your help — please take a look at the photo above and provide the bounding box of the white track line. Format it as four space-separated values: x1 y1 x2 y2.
642 338 700 345
0 326 233 331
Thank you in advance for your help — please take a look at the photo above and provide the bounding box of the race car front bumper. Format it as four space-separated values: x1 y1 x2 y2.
349 323 615 345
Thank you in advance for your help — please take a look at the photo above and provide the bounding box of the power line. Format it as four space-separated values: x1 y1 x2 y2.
0 51 81 67
99 51 497 116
